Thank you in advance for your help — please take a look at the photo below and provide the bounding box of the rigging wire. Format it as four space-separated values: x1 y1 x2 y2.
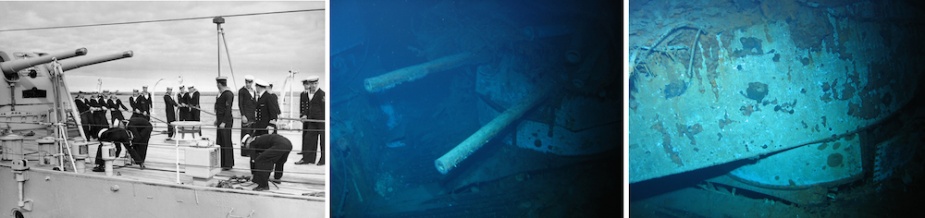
220 26 238 89
0 8 324 32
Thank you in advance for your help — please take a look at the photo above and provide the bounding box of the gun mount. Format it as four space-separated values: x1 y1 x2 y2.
0 48 134 137
0 48 87 78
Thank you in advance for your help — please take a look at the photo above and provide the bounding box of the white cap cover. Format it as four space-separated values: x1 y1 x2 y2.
302 75 320 82
241 134 251 144
254 79 269 87
98 128 109 139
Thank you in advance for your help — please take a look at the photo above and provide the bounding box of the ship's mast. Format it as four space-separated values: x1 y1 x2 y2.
213 16 238 88
213 16 225 77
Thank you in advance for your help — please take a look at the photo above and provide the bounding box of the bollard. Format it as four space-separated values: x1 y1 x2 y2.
70 138 90 171
101 142 116 176
75 158 86 173
1 134 24 161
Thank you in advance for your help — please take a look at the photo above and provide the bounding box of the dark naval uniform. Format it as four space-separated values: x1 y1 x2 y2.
190 90 201 121
189 90 202 136
107 97 128 126
75 97 93 140
214 88 235 169
267 92 280 134
126 117 153 163
253 91 280 136
178 92 190 121
238 86 257 151
94 127 144 167
143 92 153 116
248 134 292 190
89 97 108 137
139 92 151 121
129 95 149 120
164 93 178 138
300 89 326 165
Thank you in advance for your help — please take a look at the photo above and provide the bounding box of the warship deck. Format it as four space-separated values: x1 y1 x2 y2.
1 123 325 197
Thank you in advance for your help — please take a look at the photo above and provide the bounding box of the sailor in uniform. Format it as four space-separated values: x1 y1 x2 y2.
75 93 92 140
89 92 108 135
92 124 145 172
214 76 235 170
141 85 153 119
107 91 128 126
178 85 190 121
125 116 153 165
266 83 280 133
129 89 148 120
189 84 202 137
164 87 178 139
241 133 292 191
238 75 258 156
189 84 201 122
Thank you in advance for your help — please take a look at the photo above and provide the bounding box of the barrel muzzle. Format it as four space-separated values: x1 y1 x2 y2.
59 51 133 71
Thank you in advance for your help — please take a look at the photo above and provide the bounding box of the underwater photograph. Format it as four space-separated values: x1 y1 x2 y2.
331 0 619 217
629 0 925 217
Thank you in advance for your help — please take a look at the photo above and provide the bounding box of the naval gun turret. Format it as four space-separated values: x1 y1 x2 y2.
1 48 87 80
0 48 133 137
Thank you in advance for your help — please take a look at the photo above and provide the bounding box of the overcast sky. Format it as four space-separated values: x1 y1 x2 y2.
0 1 326 93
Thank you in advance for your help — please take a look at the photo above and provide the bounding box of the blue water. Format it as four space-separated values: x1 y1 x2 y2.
628 0 925 217
331 0 619 217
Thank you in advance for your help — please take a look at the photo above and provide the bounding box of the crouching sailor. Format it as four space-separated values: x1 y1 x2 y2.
92 124 147 172
241 132 292 191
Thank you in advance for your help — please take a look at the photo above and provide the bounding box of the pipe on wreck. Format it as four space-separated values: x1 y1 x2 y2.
434 85 551 175
363 52 475 93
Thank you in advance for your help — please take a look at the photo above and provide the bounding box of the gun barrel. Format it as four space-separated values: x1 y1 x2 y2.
60 51 133 71
1 48 87 75
363 52 476 93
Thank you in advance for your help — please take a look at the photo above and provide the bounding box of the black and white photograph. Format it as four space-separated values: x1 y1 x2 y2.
0 1 327 217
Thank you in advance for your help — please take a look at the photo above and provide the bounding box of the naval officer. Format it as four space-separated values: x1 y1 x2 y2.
295 75 325 165
253 79 279 137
